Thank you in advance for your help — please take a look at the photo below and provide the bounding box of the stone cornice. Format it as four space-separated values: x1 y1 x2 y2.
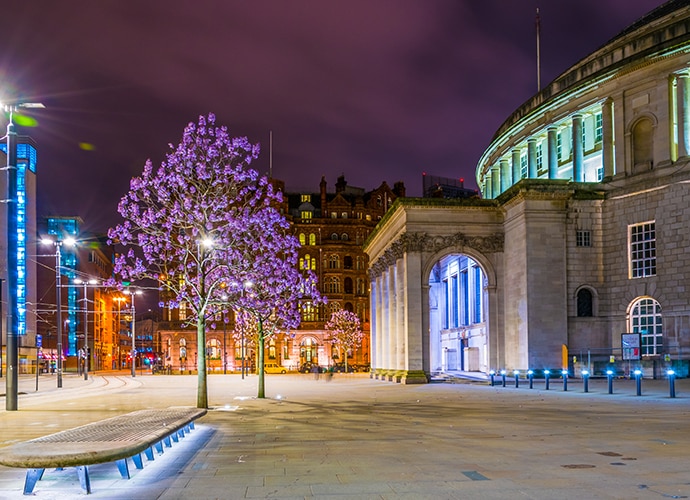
369 231 504 279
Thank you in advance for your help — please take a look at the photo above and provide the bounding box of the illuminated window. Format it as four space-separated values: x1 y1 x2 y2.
179 302 187 321
629 297 662 355
629 222 656 278
595 112 603 143
302 302 315 321
301 194 311 203
301 211 312 220
299 233 306 245
536 142 543 171
309 233 316 245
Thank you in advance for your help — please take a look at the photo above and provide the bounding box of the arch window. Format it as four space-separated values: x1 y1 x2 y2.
309 233 316 245
576 289 593 317
207 338 221 359
629 297 662 355
326 277 341 294
344 277 353 294
331 233 339 240
341 233 349 241
328 254 340 269
301 301 316 322
299 233 306 245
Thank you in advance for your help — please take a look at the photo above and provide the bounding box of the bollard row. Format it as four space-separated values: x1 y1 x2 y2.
488 368 678 398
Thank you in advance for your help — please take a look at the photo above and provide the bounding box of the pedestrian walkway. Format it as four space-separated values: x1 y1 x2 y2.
0 372 687 499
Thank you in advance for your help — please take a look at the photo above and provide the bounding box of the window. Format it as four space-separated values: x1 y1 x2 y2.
460 270 469 325
300 211 312 220
473 266 483 324
331 212 337 219
442 280 449 329
341 233 349 241
629 297 662 355
630 222 656 278
451 275 459 328
344 256 353 269
576 230 592 247
179 302 187 321
299 233 306 245
328 254 340 269
331 233 338 240
577 289 593 317
520 154 527 179
309 233 316 245
536 143 543 171
302 301 316 321
557 132 562 160
595 112 603 143
326 277 341 294
341 212 348 219
301 194 311 203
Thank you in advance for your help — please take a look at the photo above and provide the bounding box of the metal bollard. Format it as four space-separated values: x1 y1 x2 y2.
634 369 642 396
489 370 496 386
668 369 676 398
544 369 551 390
514 370 520 388
500 370 507 387
562 370 568 391
527 369 534 389
606 369 614 394
582 370 589 393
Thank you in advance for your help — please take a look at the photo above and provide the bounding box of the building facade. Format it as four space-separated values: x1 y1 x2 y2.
366 1 690 382
158 175 404 373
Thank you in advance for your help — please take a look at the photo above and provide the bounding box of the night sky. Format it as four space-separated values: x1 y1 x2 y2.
0 0 666 234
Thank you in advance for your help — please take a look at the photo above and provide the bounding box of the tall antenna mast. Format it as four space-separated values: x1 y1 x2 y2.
536 7 541 92
269 130 273 178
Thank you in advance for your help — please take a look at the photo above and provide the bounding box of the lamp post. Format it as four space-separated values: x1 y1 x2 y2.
125 289 142 377
114 297 127 370
4 101 43 411
236 280 253 379
75 278 98 380
41 237 75 388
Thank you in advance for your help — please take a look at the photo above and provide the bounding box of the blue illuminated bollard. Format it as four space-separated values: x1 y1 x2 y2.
500 370 507 387
514 370 520 388
668 369 676 398
527 369 534 389
634 369 642 396
544 369 551 390
489 370 496 387
606 369 614 394
582 370 589 393
562 370 568 391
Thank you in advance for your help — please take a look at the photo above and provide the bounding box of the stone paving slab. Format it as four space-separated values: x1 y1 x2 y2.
0 372 688 498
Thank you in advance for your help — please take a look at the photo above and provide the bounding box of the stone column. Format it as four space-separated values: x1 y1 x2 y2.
372 274 382 375
547 126 558 179
380 268 390 375
572 114 584 181
401 251 427 384
678 73 690 158
602 98 615 178
395 257 406 375
500 158 511 192
511 148 521 186
528 138 537 178
491 166 500 198
484 176 492 199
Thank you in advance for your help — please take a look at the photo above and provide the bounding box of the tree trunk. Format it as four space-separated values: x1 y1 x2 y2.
257 319 265 398
197 317 208 408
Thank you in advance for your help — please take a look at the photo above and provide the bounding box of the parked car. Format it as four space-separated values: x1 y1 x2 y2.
333 362 355 373
299 362 322 373
263 362 287 374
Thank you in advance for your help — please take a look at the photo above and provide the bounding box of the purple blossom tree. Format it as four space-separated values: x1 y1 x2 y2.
324 309 364 373
108 113 319 406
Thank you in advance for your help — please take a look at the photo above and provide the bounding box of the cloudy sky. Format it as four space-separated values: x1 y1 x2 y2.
0 0 666 233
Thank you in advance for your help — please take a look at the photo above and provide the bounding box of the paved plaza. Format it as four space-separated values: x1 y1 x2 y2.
0 371 687 499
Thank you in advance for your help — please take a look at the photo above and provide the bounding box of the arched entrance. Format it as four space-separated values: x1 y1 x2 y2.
300 337 319 367
428 253 489 374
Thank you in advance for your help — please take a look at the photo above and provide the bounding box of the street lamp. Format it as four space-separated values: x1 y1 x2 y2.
125 289 142 377
75 278 98 380
41 237 76 389
113 297 127 370
4 101 44 411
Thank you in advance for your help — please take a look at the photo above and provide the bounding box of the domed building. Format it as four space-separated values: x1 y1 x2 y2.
365 0 690 382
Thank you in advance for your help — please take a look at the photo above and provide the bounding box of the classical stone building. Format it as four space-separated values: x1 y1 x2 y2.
366 0 690 382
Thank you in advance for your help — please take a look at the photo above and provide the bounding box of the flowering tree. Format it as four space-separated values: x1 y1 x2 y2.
325 309 364 373
234 221 322 398
108 113 317 407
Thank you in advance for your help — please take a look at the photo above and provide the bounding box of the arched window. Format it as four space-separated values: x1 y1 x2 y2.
331 233 339 240
344 256 353 269
309 233 316 245
207 338 221 359
629 297 662 355
344 277 353 294
577 289 593 317
328 254 340 269
632 117 654 169
341 233 349 241
301 254 311 270
299 233 306 245
326 277 341 294
344 302 353 312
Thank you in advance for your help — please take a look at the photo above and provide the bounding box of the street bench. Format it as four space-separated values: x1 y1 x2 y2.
0 407 207 495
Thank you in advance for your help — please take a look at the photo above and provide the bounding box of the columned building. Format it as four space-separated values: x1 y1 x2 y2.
366 1 690 382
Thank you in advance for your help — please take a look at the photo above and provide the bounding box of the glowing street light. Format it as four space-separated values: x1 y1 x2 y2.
124 288 143 377
4 101 44 411
41 237 76 389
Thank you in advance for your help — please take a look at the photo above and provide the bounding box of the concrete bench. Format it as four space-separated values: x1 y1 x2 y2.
0 407 207 495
